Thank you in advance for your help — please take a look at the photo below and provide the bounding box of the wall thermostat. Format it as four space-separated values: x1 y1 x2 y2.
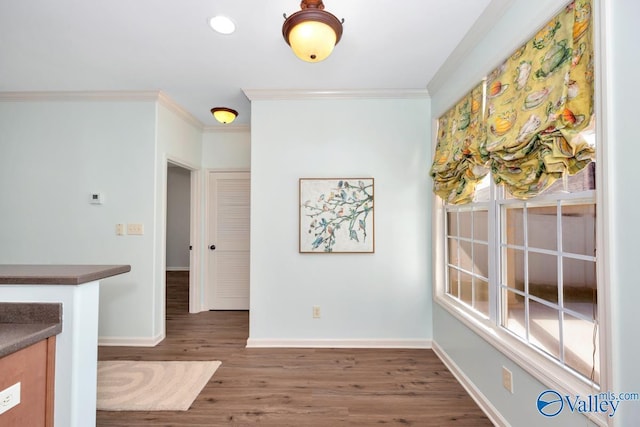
90 193 105 204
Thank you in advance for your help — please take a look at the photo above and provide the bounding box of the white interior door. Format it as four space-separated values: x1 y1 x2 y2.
207 171 250 310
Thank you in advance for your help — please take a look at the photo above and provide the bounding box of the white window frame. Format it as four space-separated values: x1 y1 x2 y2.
434 187 608 426
431 2 612 425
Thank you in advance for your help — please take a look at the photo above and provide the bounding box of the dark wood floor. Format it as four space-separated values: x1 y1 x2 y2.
97 271 492 426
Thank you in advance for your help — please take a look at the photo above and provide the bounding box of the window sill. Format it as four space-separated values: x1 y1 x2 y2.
434 293 607 427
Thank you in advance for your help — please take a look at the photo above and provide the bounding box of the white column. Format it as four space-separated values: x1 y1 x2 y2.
0 281 100 427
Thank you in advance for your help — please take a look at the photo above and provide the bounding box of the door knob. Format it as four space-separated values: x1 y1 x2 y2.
209 244 216 250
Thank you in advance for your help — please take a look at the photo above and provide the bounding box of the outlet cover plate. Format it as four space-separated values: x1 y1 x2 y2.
502 367 513 393
0 382 21 415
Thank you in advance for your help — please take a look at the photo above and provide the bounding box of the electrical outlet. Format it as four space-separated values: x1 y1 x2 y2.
312 306 321 318
0 382 20 415
115 224 126 236
127 223 144 235
502 367 513 393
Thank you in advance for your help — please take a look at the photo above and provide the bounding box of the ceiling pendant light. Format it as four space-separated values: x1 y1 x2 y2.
282 0 343 63
211 107 238 124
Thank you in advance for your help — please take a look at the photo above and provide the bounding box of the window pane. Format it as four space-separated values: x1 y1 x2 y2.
460 240 473 273
459 210 472 238
544 162 596 195
505 247 525 292
473 174 491 202
563 312 599 383
505 207 524 246
448 238 459 266
528 206 557 251
473 242 489 278
473 209 488 241
447 211 458 237
474 278 489 317
460 272 473 306
562 204 596 256
529 300 560 359
504 290 525 339
529 252 558 303
448 267 459 298
563 257 597 319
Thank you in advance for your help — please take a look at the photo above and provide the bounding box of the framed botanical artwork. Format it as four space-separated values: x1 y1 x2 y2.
299 178 374 253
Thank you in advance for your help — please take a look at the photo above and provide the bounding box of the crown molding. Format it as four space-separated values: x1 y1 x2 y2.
203 124 251 133
243 88 429 101
157 91 203 130
0 90 162 102
0 90 205 129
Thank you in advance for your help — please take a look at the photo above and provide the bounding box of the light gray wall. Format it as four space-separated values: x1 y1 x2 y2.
202 128 250 169
0 95 202 343
0 98 158 340
248 96 432 343
606 0 640 424
166 166 191 270
430 0 640 425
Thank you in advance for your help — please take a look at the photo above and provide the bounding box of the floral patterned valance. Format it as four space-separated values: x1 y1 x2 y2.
483 0 595 198
430 83 488 204
431 0 595 203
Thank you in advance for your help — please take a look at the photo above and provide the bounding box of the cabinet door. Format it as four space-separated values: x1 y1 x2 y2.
0 340 49 426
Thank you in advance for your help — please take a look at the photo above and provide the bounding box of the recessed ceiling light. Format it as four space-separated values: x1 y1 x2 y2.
209 16 236 35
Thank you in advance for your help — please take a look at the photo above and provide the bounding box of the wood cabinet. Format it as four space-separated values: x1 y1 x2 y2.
0 336 56 427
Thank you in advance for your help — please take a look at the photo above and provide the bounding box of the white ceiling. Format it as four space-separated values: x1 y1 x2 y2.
0 0 494 127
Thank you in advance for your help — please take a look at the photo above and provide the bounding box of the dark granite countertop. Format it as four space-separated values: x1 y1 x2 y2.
0 302 62 358
0 264 131 285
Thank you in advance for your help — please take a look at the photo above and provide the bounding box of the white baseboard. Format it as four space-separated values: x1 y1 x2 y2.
98 333 165 347
246 338 432 349
432 341 509 427
166 266 190 272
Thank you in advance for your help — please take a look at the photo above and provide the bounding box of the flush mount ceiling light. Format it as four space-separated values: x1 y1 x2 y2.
211 107 238 124
282 0 343 63
209 15 236 34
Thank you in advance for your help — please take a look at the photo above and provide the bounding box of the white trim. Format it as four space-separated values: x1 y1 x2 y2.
98 333 165 347
203 124 250 133
206 167 251 173
166 266 190 271
432 341 510 427
0 90 161 102
189 169 205 313
157 91 203 130
246 338 432 349
0 90 205 130
593 1 614 418
243 88 429 101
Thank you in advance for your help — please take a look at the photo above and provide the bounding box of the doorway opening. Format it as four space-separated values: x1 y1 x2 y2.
164 160 201 317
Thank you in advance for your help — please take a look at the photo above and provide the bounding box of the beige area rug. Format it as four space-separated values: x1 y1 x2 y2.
97 360 221 411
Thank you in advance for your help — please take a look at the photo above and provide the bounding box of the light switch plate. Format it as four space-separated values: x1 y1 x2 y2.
127 223 144 235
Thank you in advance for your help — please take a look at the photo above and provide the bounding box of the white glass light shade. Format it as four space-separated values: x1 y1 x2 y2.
211 107 238 124
288 20 337 62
